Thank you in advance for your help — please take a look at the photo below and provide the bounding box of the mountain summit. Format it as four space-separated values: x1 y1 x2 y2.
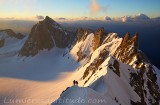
20 16 71 56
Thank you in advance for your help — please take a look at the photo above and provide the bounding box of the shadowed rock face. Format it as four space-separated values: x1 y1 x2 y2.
75 28 92 42
0 39 5 48
20 16 71 56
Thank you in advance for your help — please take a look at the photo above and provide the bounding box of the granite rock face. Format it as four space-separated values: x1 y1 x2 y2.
92 27 105 51
20 16 71 56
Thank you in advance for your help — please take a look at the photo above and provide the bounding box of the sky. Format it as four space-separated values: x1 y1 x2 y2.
0 0 160 20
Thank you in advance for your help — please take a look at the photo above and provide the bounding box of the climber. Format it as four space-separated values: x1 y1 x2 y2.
76 81 78 86
73 80 76 85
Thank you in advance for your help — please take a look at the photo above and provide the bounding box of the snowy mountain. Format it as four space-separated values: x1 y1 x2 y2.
19 16 73 56
0 16 159 105
53 29 159 105
0 29 24 48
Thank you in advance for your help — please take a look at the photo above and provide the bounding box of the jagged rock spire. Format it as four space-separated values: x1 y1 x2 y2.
19 16 70 56
92 27 105 51
131 33 138 49
121 32 130 47
75 28 91 42
114 33 139 63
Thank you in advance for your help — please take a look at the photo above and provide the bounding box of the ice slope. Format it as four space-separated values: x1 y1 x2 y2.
154 66 160 87
0 45 88 105
0 36 27 59
52 86 118 105
69 33 94 61
53 56 141 105
89 57 140 105
0 36 85 105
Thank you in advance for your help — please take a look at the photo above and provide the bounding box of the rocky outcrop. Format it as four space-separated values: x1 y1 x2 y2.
109 59 120 77
114 32 139 64
113 32 160 105
75 28 92 42
20 16 71 56
77 48 86 62
121 32 130 47
71 28 92 61
92 27 105 51
83 47 109 84
0 39 5 48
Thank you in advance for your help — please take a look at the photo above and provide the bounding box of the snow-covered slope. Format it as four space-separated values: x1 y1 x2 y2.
52 57 141 105
53 29 160 105
0 29 25 61
0 47 83 105
0 29 24 48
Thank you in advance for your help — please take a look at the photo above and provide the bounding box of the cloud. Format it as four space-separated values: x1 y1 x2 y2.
104 16 111 20
111 13 151 22
57 18 67 20
36 15 44 20
90 0 101 14
79 17 92 20
155 17 160 19
155 17 160 20
82 17 89 19
90 0 109 14
121 16 133 22
134 13 150 20
0 17 15 20
152 17 160 22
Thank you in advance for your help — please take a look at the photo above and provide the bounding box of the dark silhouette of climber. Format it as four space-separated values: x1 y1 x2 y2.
73 80 78 86
76 81 78 86
73 80 76 85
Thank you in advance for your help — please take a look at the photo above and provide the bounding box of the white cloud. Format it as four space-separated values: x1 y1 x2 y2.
111 13 151 22
36 15 44 20
90 0 101 14
121 16 133 22
57 18 67 20
89 0 109 15
134 13 150 20
104 16 111 20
